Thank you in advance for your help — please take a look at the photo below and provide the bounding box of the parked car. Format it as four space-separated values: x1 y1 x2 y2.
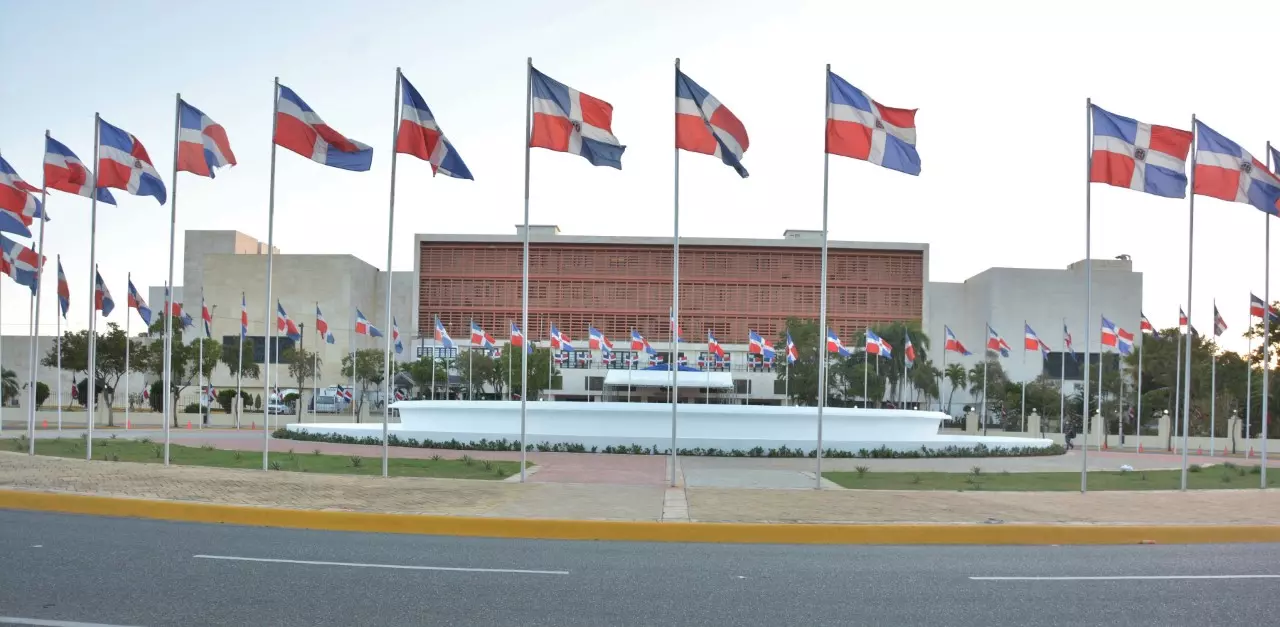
266 402 293 415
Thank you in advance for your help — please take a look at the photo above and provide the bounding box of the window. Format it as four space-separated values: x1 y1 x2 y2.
586 376 604 391
239 335 295 363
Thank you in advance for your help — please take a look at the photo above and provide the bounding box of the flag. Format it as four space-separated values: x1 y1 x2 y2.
1139 312 1157 336
240 294 249 339
826 328 851 357
1117 328 1135 355
669 308 684 342
179 301 194 329
355 309 383 337
1194 120 1280 215
1100 316 1118 347
675 68 750 178
206 386 218 402
142 387 150 403
1024 324 1051 360
707 330 725 358
1063 323 1078 362
396 74 473 179
470 321 495 348
56 258 69 318
588 326 606 350
529 67 624 169
127 280 152 326
276 301 301 341
904 332 916 367
394 389 406 401
275 85 373 171
760 338 776 362
393 317 403 354
316 305 335 344
785 332 798 364
163 286 183 317
630 329 655 356
1179 307 1188 328
511 321 525 347
96 118 167 204
1213 305 1227 337
0 235 42 293
678 354 688 367
434 317 455 348
827 72 920 175
177 100 236 177
944 325 971 356
44 136 117 203
336 384 352 401
0 155 41 236
865 329 892 357
201 296 213 338
94 270 114 317
986 326 1010 358
550 324 563 350
1249 293 1280 322
557 327 575 352
748 330 766 355
1090 105 1192 198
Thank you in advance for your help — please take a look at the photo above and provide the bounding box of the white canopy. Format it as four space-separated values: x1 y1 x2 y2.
603 370 734 389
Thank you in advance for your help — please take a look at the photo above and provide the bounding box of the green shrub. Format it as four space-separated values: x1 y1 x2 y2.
1189 464 1202 473
34 381 49 408
183 403 201 414
854 465 870 477
153 445 163 459
970 466 983 477
349 456 363 468
269 461 283 471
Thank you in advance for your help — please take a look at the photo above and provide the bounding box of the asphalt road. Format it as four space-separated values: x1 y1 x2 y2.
0 510 1276 626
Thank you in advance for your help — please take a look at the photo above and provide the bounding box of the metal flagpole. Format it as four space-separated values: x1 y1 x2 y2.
1059 319 1066 434
1245 303 1253 443
1097 324 1104 451
1081 98 1093 492
430 339 436 400
1211 302 1217 456
519 57 533 482
349 306 356 420
57 271 63 432
1180 115 1197 491
1136 331 1144 451
198 288 204 429
85 113 102 460
26 154 48 453
236 292 243 429
669 57 682 488
1021 319 1027 430
982 335 989 436
380 67 403 478
1262 157 1271 488
941 334 947 414
862 342 868 405
165 95 182 465
468 341 473 400
261 78 280 471
1173 319 1183 449
124 272 131 431
785 361 790 406
815 63 831 489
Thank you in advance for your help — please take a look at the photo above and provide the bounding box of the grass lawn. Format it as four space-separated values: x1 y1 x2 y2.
10 436 525 480
823 465 1278 491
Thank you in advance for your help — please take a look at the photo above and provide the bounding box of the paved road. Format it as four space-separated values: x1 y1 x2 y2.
1 510 1277 626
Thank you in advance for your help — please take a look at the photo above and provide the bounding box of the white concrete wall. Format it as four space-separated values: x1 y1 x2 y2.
0 334 152 409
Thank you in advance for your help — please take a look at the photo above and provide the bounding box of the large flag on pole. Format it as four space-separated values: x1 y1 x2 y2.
1250 293 1280 322
392 317 403 354
127 279 152 325
1193 120 1280 215
944 326 971 356
826 328 851 357
1100 316 1118 347
0 235 43 293
529 67 625 169
176 100 237 178
986 326 1011 357
1089 104 1192 198
44 135 116 203
96 118 167 204
276 301 301 341
56 257 69 318
354 309 383 337
396 74 473 179
675 70 749 177
0 155 41 236
316 305 335 344
94 270 114 317
275 85 373 171
826 71 920 175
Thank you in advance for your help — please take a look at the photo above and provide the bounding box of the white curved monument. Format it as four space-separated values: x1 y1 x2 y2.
286 401 1055 454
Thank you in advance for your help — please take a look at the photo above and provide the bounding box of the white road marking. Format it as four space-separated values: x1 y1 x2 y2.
0 617 144 627
193 554 569 575
971 575 1280 581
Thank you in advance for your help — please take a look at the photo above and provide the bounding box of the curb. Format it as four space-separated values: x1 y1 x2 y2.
4 489 1280 545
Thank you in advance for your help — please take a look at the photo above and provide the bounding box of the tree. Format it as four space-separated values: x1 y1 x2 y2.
136 315 213 427
42 330 89 403
454 349 496 398
968 359 1009 424
284 346 320 404
220 337 261 382
908 360 941 407
403 356 448 398
34 381 49 408
341 349 391 420
943 363 967 415
507 346 558 401
39 323 137 426
1 368 17 402
774 318 821 406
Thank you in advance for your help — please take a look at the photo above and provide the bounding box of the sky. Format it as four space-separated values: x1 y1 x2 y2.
3 0 1280 354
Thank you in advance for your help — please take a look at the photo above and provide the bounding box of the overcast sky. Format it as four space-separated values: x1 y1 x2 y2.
3 0 1279 353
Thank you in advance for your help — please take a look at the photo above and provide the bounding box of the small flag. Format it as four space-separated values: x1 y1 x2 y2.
316 305 335 344
176 100 237 178
56 258 69 318
96 118 167 204
276 301 301 341
94 270 114 317
865 329 891 357
675 70 749 177
1117 328 1135 356
826 328 851 357
434 317 455 348
986 326 1010 358
1064 323 1078 362
588 326 607 350
747 330 766 355
127 280 152 325
944 325 972 356
1139 312 1157 336
0 235 43 294
510 322 524 346
470 321 494 348
393 317 403 354
275 85 373 171
1090 105 1191 198
1213 305 1228 337
44 136 116 203
1249 293 1280 322
240 293 249 339
669 308 684 342
396 74 473 179
904 332 916 367
1194 120 1280 215
529 67 625 169
1179 307 1188 328
355 309 383 337
201 296 213 338
785 332 799 364
707 330 725 358
1101 316 1118 347
827 72 920 175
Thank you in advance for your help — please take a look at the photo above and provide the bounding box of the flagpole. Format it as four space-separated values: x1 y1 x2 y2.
349 306 356 421
125 272 131 431
56 265 63 432
808 64 834 487
669 57 682 488
164 94 183 464
1097 322 1104 451
982 328 989 436
1136 330 1144 451
1210 303 1217 456
198 288 204 429
237 292 243 429
1245 300 1253 443
1173 318 1182 450
85 113 101 461
377 68 403 478
519 57 533 482
1021 319 1027 431
1059 319 1066 434
26 146 48 453
1081 98 1093 493
1262 148 1272 488
261 78 280 471
1179 115 1198 491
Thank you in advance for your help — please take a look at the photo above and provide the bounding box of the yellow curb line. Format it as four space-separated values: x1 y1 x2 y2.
2 489 1278 545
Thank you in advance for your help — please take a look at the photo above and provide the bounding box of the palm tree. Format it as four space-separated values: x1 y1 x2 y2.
944 363 966 415
1 368 17 403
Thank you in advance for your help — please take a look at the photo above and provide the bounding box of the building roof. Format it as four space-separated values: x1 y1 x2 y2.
417 227 927 253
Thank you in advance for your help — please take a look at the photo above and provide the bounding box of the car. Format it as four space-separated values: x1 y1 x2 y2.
265 402 293 415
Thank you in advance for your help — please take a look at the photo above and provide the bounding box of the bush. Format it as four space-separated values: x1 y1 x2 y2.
854 465 870 477
253 394 262 410
1189 464 1202 473
149 381 163 412
34 382 49 408
217 389 238 413
183 402 201 414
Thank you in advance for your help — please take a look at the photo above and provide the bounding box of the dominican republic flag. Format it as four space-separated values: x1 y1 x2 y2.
0 155 41 236
786 332 798 364
944 325 971 356
678 353 688 367
1100 316 1118 347
826 328 851 357
275 84 373 171
865 329 891 357
44 136 116 203
529 66 624 169
0 235 42 293
986 326 1010 358
1117 328 1135 356
94 270 114 317
201 296 213 338
163 286 183 318
631 329 655 355
206 386 218 402
127 280 152 325
1250 293 1280 322
397 73 473 179
550 324 562 350
96 118 166 204
394 389 406 401
1024 323 1050 360
1194 120 1280 215
435 317 455 348
56 257 69 318
1179 307 1188 328
827 71 920 176
904 332 916 367
315 305 335 344
470 321 494 348
1139 312 1157 336
748 330 766 355
177 100 236 177
276 301 301 341
240 293 248 339
336 385 352 401
393 317 403 354
676 70 749 178
588 326 607 350
1090 105 1191 198
1063 323 1078 361
1213 304 1228 337
355 309 382 337
553 351 567 366
511 321 525 347
707 330 725 358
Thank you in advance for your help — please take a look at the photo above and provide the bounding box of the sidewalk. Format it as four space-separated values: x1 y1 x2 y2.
2 452 1277 525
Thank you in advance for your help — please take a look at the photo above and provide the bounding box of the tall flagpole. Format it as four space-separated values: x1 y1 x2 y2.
1097 321 1104 451
124 272 131 431
26 136 49 453
982 328 989 435
1081 98 1093 492
1262 142 1272 489
262 78 280 471
669 57 682 488
1180 115 1197 491
1059 319 1066 434
1136 330 1144 451
1173 318 1183 450
85 114 101 461
815 63 831 489
164 94 183 463
1021 319 1027 430
1245 300 1253 443
380 67 402 478
198 288 204 429
1210 302 1217 455
236 292 243 429
519 57 533 482
56 263 63 432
